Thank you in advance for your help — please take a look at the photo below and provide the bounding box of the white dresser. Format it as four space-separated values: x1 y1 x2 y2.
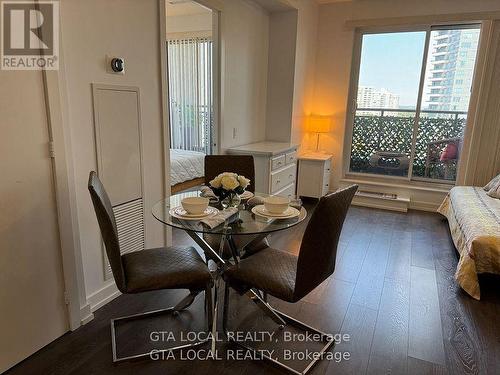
297 153 332 198
226 142 298 197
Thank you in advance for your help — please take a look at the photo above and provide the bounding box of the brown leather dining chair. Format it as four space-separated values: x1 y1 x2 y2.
222 185 358 374
203 155 269 260
88 171 213 363
205 154 256 193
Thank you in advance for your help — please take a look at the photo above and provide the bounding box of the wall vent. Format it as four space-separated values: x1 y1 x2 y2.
92 84 145 280
104 198 145 278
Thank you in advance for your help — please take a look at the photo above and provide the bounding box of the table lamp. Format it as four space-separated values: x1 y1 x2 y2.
306 115 331 152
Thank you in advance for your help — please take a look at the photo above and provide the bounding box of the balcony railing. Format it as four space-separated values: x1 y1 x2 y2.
350 108 467 181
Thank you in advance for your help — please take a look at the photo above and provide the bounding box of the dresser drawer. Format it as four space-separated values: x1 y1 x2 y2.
285 151 297 165
275 183 296 199
271 163 296 193
271 154 286 171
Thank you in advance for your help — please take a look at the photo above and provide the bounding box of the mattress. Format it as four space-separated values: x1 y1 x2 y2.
438 186 500 299
170 149 205 186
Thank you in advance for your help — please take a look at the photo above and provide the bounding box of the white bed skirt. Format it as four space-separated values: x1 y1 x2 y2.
170 149 205 186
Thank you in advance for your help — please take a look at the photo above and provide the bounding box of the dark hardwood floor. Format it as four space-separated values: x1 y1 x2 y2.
6 205 500 375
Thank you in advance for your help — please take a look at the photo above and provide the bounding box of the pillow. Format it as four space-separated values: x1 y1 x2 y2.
483 173 500 191
440 143 458 161
486 183 500 199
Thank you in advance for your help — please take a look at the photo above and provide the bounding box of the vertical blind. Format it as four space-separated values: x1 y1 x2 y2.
167 37 213 154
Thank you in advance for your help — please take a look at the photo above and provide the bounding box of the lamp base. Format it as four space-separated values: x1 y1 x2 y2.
315 132 321 152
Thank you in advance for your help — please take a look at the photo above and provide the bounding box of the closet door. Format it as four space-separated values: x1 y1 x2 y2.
0 70 68 372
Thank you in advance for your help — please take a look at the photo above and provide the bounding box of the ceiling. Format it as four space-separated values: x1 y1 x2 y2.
166 1 211 17
316 0 354 4
251 0 298 12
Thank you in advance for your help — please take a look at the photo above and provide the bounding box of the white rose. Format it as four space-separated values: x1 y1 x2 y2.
221 175 239 190
238 175 250 189
209 175 222 188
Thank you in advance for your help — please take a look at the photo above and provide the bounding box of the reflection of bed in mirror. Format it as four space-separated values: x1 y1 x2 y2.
170 149 205 193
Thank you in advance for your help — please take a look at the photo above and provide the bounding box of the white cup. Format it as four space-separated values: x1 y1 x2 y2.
181 197 209 215
263 196 290 214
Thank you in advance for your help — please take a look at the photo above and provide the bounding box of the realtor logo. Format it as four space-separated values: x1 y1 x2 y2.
1 0 59 70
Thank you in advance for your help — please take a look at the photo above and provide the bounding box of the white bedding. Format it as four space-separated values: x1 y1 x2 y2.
170 149 205 186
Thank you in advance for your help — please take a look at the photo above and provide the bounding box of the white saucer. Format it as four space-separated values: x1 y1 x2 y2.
240 191 254 200
169 206 218 220
251 205 300 219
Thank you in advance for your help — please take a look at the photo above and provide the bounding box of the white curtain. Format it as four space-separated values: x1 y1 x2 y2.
167 37 213 154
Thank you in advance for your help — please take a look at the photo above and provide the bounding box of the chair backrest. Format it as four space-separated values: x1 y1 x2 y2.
87 171 127 292
204 155 256 193
294 185 358 300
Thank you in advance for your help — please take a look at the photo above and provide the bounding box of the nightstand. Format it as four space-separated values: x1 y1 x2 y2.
297 153 332 198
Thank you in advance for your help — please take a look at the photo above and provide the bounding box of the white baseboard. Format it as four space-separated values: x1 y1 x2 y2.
409 200 440 212
352 194 409 212
87 281 121 312
80 303 94 326
352 197 408 212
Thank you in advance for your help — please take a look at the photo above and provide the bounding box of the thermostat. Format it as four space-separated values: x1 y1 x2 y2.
110 57 124 73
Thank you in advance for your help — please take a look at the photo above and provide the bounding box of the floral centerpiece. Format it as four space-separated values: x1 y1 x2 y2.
209 172 250 208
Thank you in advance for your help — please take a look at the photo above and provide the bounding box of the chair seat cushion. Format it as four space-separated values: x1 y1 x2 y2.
122 246 211 293
224 247 298 302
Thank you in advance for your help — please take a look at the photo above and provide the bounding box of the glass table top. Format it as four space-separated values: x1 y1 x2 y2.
152 191 307 235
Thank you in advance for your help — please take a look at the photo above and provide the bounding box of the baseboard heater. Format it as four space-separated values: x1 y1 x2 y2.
353 190 410 212
356 190 397 200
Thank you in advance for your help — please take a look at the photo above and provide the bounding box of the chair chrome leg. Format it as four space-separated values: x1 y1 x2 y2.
173 290 199 313
222 286 335 375
222 282 230 334
247 289 286 327
210 278 220 355
111 290 211 363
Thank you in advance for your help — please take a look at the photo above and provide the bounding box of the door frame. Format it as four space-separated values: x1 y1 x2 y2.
161 0 222 159
42 68 92 329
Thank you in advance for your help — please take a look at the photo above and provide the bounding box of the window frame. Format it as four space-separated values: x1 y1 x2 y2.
343 23 483 186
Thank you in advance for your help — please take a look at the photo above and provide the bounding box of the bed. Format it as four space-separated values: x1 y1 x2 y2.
170 149 205 193
438 186 500 299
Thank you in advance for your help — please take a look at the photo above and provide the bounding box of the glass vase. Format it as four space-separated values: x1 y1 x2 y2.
221 192 241 209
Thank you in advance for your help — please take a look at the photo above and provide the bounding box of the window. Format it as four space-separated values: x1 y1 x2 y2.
167 37 214 154
348 25 480 183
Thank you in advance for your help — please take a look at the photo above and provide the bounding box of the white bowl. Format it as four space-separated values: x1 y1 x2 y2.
264 196 290 214
181 197 209 215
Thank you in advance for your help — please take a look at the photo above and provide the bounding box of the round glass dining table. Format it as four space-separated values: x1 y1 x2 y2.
152 191 307 355
152 191 307 237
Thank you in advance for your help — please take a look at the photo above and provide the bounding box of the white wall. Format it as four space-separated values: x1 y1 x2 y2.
290 0 319 148
312 0 500 208
265 10 298 142
166 12 212 35
60 0 166 308
219 0 270 150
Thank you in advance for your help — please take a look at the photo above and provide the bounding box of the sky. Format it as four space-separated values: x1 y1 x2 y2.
358 32 426 108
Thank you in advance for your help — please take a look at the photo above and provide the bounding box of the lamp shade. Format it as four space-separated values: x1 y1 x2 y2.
306 116 331 133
